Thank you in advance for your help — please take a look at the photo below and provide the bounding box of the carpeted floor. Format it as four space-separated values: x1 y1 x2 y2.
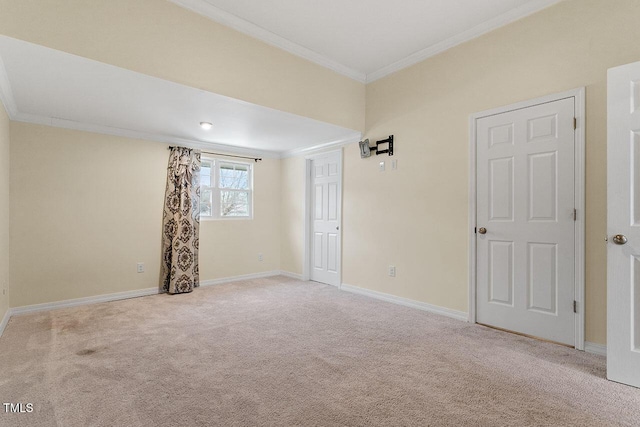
0 276 639 426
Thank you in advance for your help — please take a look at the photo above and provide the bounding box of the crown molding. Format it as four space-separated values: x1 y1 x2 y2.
0 53 18 118
10 108 362 160
171 0 561 85
366 0 563 83
10 110 281 159
1 0 562 157
169 0 367 83
0 49 344 159
280 134 362 159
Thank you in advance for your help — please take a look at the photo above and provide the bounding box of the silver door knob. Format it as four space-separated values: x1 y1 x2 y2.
478 227 487 235
612 234 628 245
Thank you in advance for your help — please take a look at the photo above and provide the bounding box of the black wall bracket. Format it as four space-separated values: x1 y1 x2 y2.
359 135 394 158
375 135 394 156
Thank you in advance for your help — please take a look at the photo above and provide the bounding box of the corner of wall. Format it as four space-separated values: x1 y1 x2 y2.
0 96 10 329
279 155 306 276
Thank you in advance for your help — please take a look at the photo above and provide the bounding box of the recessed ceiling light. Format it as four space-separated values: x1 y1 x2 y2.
200 122 213 130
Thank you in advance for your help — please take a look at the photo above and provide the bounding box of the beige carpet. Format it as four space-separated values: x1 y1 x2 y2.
0 276 638 426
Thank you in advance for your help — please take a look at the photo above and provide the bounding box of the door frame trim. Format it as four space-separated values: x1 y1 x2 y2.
468 87 586 350
303 149 343 286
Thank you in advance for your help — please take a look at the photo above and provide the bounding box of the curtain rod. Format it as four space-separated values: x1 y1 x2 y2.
168 146 262 162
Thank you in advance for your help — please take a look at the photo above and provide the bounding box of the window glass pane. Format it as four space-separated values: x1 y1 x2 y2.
200 188 213 217
220 190 249 217
200 161 212 187
219 163 249 190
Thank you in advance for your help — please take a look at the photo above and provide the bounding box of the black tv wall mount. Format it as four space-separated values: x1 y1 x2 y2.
359 135 394 158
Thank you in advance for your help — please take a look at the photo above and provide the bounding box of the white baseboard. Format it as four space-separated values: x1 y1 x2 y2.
10 271 286 315
0 273 612 359
0 308 10 338
199 270 282 287
279 270 303 280
8 271 289 313
340 283 468 322
584 341 606 356
11 287 161 316
1 271 294 338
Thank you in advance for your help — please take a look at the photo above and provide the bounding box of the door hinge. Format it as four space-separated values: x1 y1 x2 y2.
573 300 577 313
573 208 577 221
573 117 577 130
474 227 477 234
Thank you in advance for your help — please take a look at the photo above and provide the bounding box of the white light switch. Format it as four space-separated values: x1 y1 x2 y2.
379 161 385 172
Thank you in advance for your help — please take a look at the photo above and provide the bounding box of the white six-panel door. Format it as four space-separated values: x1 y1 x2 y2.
309 151 342 287
607 61 640 388
476 97 576 345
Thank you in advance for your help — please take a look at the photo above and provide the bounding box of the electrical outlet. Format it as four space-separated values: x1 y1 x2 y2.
137 263 145 273
258 253 263 262
379 161 385 172
388 265 396 277
392 159 398 170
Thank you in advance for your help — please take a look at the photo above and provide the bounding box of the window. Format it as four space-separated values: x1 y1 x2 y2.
200 158 253 219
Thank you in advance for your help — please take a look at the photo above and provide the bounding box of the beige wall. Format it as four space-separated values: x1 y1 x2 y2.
5 0 637 346
0 102 9 321
280 156 305 275
0 0 365 133
200 156 281 280
281 0 640 345
361 0 640 345
9 123 281 307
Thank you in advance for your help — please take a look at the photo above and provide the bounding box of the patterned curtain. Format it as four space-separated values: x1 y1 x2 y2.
161 147 201 294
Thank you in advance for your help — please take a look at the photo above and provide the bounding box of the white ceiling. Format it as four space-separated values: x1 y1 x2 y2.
171 0 561 83
0 36 361 157
0 2 561 155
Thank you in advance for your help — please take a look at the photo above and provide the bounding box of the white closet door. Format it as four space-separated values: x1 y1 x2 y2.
476 97 576 345
607 60 640 388
310 151 341 287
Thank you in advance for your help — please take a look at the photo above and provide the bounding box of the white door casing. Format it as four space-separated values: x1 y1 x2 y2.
607 61 640 388
307 150 342 287
471 90 585 348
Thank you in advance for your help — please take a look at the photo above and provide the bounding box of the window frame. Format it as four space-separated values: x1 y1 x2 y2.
199 157 253 220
